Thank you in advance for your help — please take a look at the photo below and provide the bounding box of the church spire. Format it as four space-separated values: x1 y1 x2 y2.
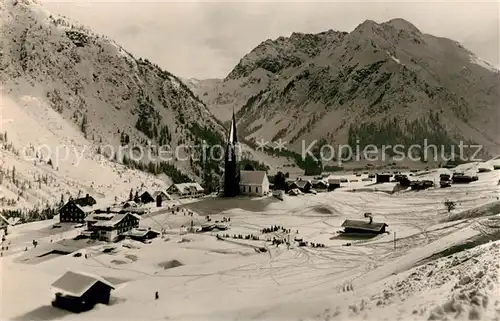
228 109 237 144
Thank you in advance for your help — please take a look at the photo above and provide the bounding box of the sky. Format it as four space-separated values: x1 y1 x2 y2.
42 0 499 79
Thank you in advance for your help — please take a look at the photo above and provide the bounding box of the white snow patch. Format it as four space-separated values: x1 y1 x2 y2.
470 55 500 73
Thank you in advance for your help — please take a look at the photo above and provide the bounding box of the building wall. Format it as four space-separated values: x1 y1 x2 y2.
240 184 268 196
59 202 87 223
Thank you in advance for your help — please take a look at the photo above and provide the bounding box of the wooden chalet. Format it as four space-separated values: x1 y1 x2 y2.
167 183 204 199
51 270 115 313
59 200 94 223
340 219 388 234
85 213 140 242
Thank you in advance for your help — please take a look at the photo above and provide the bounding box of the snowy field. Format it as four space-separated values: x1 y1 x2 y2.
1 170 499 321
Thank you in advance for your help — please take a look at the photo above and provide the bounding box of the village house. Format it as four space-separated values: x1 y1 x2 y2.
123 227 160 242
311 179 329 190
340 219 388 235
51 270 115 313
139 191 155 204
84 213 140 242
167 183 204 199
59 199 95 223
295 179 312 193
239 170 270 196
152 191 171 202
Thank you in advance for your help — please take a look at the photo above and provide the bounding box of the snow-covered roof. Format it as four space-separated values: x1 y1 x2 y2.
152 191 171 199
124 227 160 238
169 183 204 193
341 219 388 232
92 213 141 227
51 270 115 297
75 205 94 213
240 170 268 186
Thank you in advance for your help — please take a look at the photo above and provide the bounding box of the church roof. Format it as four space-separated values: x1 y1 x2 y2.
240 170 268 186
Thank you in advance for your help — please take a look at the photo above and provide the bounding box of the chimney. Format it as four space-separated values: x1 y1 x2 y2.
106 207 110 213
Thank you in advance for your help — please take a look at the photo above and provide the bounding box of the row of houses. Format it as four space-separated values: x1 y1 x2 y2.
284 178 342 193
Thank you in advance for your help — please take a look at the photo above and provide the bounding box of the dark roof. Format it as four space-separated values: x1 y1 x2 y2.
51 271 114 297
341 219 388 232
73 196 97 207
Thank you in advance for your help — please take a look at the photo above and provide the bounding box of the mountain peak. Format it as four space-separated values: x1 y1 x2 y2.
383 18 421 33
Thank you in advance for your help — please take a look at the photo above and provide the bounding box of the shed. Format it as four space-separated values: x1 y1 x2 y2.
341 219 388 234
51 270 115 312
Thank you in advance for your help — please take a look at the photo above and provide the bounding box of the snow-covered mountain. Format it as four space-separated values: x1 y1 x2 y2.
188 19 500 157
0 0 229 210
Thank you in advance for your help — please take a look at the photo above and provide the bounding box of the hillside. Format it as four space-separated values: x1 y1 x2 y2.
189 19 500 160
0 0 231 189
0 0 235 211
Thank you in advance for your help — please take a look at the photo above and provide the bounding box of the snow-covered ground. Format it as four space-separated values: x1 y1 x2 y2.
1 170 499 321
0 89 171 210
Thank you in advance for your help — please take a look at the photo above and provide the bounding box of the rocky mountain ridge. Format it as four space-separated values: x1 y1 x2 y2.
1 0 229 186
187 18 500 161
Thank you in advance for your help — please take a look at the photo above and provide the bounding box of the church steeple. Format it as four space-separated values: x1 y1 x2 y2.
223 109 240 197
228 109 238 144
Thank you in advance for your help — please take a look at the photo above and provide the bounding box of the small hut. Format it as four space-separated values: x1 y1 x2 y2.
51 271 115 312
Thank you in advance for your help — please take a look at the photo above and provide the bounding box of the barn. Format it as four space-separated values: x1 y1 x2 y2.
340 219 388 234
51 270 115 313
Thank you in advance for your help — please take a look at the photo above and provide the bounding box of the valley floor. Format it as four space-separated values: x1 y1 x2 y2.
1 170 499 321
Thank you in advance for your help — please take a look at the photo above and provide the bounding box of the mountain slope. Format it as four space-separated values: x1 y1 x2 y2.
0 0 226 182
194 19 500 159
185 30 347 122
0 0 231 211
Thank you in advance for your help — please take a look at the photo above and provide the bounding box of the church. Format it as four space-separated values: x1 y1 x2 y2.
222 112 269 197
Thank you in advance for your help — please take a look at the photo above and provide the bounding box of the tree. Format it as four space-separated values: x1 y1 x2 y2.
273 171 287 190
444 199 456 213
